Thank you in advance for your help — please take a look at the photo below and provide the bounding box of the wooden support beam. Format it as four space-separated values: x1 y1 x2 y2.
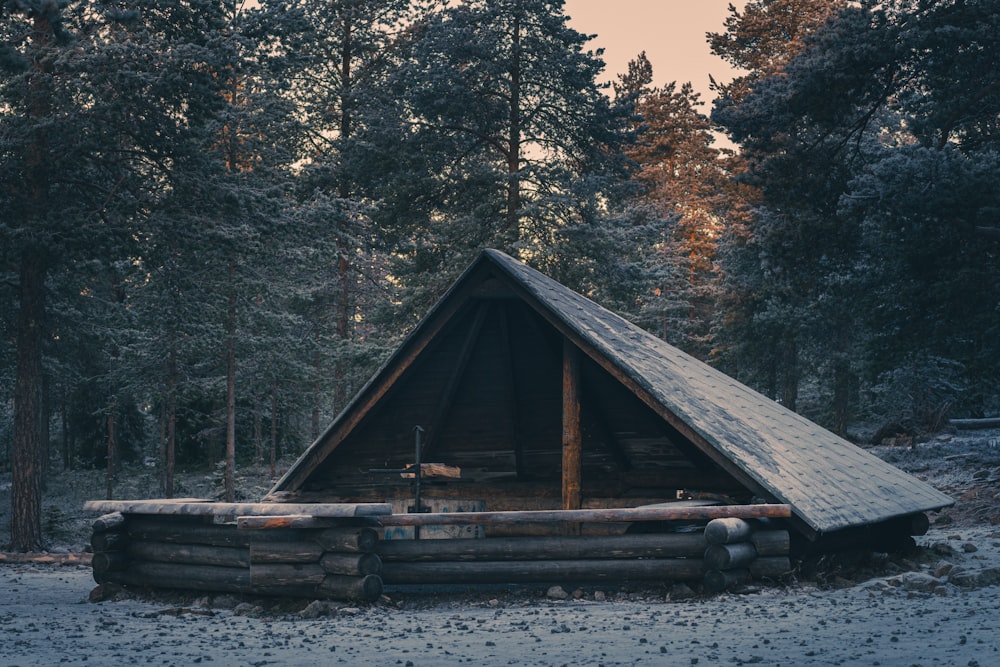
236 515 344 530
422 302 490 459
381 557 705 585
83 500 392 518
377 532 708 562
562 339 582 513
379 503 791 527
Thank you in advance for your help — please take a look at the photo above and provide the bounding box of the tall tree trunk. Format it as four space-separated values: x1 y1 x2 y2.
60 387 70 470
780 336 799 412
11 255 46 551
505 10 522 241
105 412 116 500
11 11 56 552
224 260 237 502
165 335 177 498
333 13 354 415
832 322 851 436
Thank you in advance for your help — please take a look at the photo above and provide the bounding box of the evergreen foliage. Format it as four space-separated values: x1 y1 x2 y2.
1 0 998 548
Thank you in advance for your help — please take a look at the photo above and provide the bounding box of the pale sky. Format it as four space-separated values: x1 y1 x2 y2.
564 0 746 102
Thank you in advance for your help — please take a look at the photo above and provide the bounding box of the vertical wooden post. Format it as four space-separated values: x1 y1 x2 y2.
562 339 582 519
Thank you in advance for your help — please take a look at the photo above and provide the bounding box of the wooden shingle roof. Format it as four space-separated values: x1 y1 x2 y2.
271 249 953 537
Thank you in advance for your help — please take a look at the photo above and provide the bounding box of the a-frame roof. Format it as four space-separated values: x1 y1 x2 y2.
270 249 952 537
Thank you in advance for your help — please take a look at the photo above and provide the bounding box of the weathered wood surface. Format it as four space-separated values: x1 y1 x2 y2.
317 574 383 602
91 531 128 552
83 500 392 518
320 552 383 577
127 518 311 548
562 340 582 513
704 517 754 545
399 463 462 479
236 515 338 531
751 556 791 578
92 512 126 533
91 551 130 574
0 552 92 565
379 504 791 527
128 541 250 568
377 532 708 562
250 563 326 587
704 542 757 570
703 556 792 592
381 557 706 585
749 530 791 557
314 526 380 553
99 560 383 602
105 562 252 594
250 542 324 564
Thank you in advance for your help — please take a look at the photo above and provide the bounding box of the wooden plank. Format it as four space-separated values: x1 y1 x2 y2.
377 532 707 562
127 518 311 548
128 541 250 568
83 500 392 518
381 557 705 585
379 504 791 526
250 542 324 564
236 515 342 530
562 339 582 513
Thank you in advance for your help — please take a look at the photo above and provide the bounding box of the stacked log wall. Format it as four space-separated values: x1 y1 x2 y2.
90 513 384 602
88 502 798 596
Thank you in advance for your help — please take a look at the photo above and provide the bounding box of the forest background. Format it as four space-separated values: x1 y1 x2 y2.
2 0 998 551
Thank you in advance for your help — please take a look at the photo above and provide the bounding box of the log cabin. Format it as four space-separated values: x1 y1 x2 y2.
266 249 953 552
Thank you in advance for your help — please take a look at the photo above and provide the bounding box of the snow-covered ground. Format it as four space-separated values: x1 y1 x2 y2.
2 428 999 666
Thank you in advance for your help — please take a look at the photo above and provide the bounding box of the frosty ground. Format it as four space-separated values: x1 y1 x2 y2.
2 429 1000 667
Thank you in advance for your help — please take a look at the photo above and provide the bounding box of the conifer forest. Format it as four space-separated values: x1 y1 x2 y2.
2 0 998 550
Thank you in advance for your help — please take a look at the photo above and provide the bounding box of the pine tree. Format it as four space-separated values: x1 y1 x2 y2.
712 0 1000 430
379 0 625 314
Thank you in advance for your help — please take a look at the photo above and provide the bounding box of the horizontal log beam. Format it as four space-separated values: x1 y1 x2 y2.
127 518 311 548
377 532 708 562
236 515 355 531
381 557 706 585
704 542 757 570
83 500 392 518
379 504 791 527
250 542 323 564
128 541 250 568
92 512 126 533
100 560 382 601
320 552 383 577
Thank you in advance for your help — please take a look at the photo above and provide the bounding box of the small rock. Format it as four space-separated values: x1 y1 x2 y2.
948 571 980 589
487 598 500 608
899 571 941 592
233 602 262 617
546 585 569 600
934 514 954 526
299 600 327 619
593 590 606 602
932 542 955 556
933 562 954 578
977 567 1000 586
669 582 696 601
88 583 123 602
962 543 978 553
571 589 584 600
